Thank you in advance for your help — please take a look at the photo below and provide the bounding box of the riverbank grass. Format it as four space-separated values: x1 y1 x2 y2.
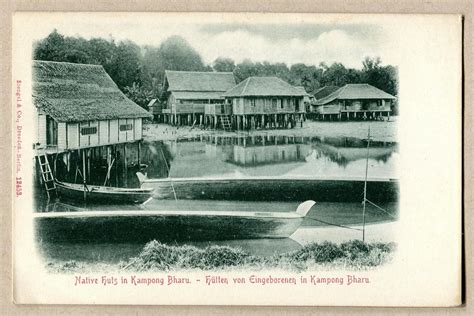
124 240 395 271
47 240 396 273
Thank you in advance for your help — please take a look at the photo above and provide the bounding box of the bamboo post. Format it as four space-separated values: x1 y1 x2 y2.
362 126 371 242
53 153 58 179
87 149 91 182
124 143 128 187
104 146 111 186
138 141 141 166
115 145 118 186
82 149 87 203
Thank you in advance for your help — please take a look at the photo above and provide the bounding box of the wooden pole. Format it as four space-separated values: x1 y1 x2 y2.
124 143 128 187
138 141 141 166
87 148 91 183
115 145 118 186
104 146 111 186
82 149 87 203
53 153 58 179
362 126 371 242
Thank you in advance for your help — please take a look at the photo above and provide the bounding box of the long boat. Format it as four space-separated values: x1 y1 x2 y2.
34 200 316 242
136 172 399 202
55 180 154 204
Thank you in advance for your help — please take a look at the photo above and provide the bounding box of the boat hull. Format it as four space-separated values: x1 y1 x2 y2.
141 177 399 202
56 182 153 204
34 212 304 242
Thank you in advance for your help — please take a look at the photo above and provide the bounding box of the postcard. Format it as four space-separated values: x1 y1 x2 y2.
12 12 462 306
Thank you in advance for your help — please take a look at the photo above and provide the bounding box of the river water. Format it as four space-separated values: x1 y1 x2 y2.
35 134 399 263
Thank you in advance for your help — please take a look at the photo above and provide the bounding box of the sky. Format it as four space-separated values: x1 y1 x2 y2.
27 13 397 69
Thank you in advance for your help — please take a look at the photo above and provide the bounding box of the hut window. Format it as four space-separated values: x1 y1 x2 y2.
279 99 283 109
119 124 133 132
81 126 97 135
272 99 277 108
250 99 256 107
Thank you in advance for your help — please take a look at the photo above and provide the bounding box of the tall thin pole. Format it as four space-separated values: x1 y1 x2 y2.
82 149 87 203
362 126 371 242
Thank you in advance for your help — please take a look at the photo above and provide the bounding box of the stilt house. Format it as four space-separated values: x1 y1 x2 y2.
33 60 151 153
311 85 340 114
148 99 164 122
313 84 396 120
161 70 236 126
33 60 152 190
294 86 315 113
220 77 307 130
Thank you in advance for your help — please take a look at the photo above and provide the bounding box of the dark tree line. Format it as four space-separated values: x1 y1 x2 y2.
34 30 398 109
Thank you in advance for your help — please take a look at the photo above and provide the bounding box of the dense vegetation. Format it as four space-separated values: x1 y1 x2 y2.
34 30 398 109
46 240 396 273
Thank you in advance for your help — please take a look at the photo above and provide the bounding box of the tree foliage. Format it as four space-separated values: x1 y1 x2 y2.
212 57 236 72
141 36 208 95
33 30 398 104
123 82 153 109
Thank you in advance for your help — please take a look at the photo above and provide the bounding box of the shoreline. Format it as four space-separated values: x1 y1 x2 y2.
143 119 398 143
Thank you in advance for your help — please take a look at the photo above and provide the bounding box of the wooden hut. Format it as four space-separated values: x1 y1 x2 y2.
311 85 340 114
33 60 152 188
147 99 165 122
220 77 307 130
294 86 315 114
313 84 396 120
33 61 151 152
161 70 236 126
313 85 340 99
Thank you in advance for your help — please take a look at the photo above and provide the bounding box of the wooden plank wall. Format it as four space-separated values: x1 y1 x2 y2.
134 118 142 139
109 119 119 144
57 123 67 150
232 97 304 115
37 112 47 146
63 118 143 150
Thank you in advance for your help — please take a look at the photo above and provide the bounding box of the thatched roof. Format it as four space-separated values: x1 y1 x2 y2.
165 70 236 93
313 85 340 100
171 91 225 100
294 86 310 96
33 61 151 122
315 84 396 105
223 77 307 97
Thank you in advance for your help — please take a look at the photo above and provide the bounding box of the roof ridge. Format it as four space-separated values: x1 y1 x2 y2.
34 60 103 68
165 70 234 75
242 77 251 95
338 84 348 95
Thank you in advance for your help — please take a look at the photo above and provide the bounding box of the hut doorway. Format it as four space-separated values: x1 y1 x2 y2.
46 115 58 146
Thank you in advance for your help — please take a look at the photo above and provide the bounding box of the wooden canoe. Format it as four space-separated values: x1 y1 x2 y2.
34 200 316 242
136 172 399 202
55 181 154 204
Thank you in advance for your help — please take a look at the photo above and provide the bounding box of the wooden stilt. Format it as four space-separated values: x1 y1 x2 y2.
124 143 128 187
87 149 91 183
66 151 70 173
138 141 141 166
115 145 118 186
53 153 58 178
82 149 87 202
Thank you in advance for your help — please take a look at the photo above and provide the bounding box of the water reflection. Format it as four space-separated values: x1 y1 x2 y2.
35 134 399 265
140 134 398 179
37 199 398 264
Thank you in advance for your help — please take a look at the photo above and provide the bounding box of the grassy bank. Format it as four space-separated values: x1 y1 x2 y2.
144 119 398 143
46 240 396 273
